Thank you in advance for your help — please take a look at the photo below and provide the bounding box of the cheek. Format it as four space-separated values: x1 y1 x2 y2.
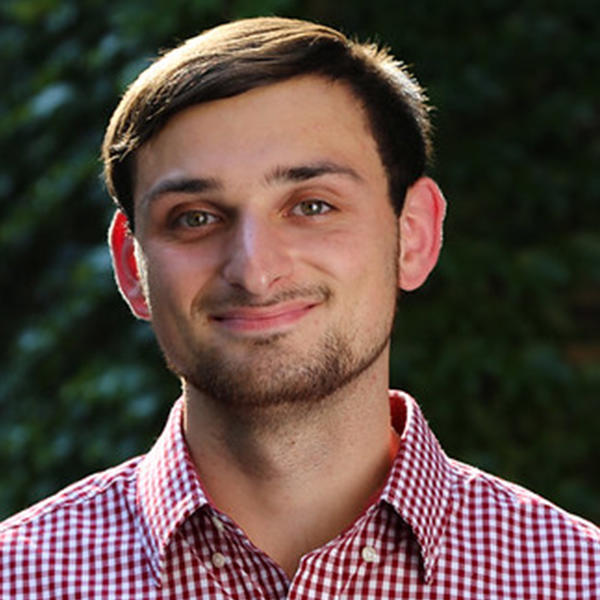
143 244 219 310
303 221 397 283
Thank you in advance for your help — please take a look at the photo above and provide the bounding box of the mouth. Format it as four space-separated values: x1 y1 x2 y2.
210 301 319 333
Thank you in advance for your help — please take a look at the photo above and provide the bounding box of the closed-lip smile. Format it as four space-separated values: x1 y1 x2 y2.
210 301 319 333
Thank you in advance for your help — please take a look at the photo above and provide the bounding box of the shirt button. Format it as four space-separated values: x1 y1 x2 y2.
212 516 225 531
211 552 227 568
361 545 379 563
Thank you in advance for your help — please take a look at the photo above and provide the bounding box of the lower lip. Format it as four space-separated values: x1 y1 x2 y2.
212 305 315 333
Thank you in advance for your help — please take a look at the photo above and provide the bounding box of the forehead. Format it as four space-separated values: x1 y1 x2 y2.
133 75 386 202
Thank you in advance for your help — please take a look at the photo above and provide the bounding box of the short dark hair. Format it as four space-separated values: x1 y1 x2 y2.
102 17 432 225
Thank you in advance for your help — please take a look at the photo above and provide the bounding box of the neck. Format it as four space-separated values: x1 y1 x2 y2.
183 361 397 578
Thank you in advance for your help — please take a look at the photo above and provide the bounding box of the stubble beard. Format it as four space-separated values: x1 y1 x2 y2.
159 285 395 420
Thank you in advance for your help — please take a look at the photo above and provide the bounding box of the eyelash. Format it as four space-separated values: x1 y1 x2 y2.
289 199 334 217
170 198 335 230
172 210 221 228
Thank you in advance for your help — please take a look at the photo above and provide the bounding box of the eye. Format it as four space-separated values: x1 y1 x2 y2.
174 210 220 228
291 199 333 217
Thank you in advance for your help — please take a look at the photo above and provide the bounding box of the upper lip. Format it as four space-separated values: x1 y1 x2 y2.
211 300 318 321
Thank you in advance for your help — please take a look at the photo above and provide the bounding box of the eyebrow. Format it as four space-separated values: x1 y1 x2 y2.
141 176 222 208
141 160 363 208
265 161 364 185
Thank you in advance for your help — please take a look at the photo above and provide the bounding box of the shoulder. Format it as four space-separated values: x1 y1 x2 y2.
451 458 600 541
0 457 153 598
453 459 598 530
0 455 143 549
446 459 599 588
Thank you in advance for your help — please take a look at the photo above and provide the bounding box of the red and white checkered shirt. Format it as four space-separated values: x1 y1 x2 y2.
1 391 599 599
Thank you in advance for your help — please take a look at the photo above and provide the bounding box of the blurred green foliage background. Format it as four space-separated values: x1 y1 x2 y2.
1 0 598 523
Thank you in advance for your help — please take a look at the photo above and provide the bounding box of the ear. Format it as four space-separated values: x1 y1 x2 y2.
398 177 446 291
108 210 151 320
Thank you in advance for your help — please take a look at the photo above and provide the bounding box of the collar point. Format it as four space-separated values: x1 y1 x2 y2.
423 564 436 586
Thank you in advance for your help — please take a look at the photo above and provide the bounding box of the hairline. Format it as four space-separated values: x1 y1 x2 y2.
103 18 432 225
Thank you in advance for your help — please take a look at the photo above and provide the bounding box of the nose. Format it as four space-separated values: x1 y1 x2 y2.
221 214 293 296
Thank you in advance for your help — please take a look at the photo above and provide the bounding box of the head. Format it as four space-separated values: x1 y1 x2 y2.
102 16 433 227
105 18 445 416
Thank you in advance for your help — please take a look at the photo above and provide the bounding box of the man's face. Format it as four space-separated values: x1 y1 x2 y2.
131 75 400 411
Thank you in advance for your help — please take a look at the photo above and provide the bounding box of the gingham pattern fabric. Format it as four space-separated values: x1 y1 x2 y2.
1 391 598 599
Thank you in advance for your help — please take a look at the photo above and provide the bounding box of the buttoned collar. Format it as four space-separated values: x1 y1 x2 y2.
135 392 456 586
380 390 456 583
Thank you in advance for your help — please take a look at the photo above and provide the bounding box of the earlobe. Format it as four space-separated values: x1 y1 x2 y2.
398 177 446 291
108 210 151 320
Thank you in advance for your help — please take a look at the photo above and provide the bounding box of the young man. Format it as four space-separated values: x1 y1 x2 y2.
1 17 598 599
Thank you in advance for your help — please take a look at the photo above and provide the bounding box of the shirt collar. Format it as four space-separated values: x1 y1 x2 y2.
136 397 209 585
135 392 455 586
380 390 456 583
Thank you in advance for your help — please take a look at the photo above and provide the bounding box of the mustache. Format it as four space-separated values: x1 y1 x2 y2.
197 284 332 312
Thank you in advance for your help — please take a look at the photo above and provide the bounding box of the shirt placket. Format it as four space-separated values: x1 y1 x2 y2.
286 505 386 599
181 508 289 599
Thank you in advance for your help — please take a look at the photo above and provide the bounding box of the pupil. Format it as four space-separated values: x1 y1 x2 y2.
187 212 205 226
